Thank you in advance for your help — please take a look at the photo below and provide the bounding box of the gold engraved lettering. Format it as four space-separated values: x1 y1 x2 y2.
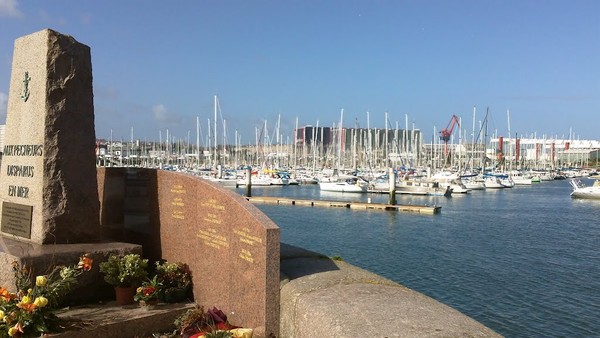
172 210 185 220
234 228 263 246
203 213 222 224
240 238 254 245
239 248 254 263
171 197 185 207
200 198 225 211
197 228 229 249
170 184 186 194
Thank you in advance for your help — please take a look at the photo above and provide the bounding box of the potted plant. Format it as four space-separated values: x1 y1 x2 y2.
154 261 192 303
99 253 148 305
134 275 161 310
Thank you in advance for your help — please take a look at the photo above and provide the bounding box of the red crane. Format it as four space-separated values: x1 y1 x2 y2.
439 114 459 156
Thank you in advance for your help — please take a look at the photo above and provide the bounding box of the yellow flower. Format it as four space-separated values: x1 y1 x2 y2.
136 287 143 293
8 326 17 336
36 275 48 287
33 296 48 308
0 310 4 321
230 328 253 338
20 296 31 304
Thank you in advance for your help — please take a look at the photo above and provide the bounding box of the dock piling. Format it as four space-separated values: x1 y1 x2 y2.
245 167 252 197
389 167 396 205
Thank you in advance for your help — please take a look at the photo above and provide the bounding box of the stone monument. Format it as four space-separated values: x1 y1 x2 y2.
0 28 280 335
0 29 139 305
0 28 100 244
97 168 281 338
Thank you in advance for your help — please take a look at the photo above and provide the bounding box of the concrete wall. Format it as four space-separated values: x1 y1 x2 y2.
280 243 503 338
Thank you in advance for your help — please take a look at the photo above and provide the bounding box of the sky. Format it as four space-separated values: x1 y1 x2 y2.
1 0 599 145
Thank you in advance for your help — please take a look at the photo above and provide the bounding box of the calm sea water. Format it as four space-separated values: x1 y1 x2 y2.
235 180 600 338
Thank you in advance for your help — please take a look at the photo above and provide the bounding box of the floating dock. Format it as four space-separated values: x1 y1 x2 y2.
246 196 441 215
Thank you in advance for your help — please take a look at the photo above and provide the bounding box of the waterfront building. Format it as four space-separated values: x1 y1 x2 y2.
489 137 600 169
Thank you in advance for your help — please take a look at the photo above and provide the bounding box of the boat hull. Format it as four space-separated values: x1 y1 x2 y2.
570 191 600 199
569 179 600 199
319 182 367 193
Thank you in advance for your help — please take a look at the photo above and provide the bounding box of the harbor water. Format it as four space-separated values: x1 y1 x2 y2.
236 180 600 338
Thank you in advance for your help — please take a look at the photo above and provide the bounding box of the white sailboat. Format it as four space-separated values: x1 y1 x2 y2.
318 108 368 193
570 179 600 199
431 171 470 194
462 174 486 190
202 95 237 187
509 171 533 185
319 176 368 193
483 174 505 189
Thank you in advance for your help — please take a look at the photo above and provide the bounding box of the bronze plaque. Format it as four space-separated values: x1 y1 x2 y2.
1 202 33 238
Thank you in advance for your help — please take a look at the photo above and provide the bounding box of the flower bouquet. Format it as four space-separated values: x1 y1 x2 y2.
0 254 93 337
134 276 161 309
174 305 252 338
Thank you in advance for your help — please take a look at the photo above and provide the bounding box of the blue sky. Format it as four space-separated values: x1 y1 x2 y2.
1 0 598 145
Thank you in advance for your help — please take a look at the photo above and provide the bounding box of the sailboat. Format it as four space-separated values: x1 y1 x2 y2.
202 95 238 187
318 109 368 193
319 175 369 193
431 171 470 193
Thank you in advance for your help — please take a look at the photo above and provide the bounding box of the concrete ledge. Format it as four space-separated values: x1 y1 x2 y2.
49 301 195 338
280 243 502 337
0 236 142 304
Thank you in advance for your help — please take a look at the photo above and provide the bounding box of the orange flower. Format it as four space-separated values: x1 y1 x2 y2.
78 254 93 271
0 287 12 302
19 302 37 312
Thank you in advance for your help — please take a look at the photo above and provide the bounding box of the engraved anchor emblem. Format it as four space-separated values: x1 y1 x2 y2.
20 71 31 102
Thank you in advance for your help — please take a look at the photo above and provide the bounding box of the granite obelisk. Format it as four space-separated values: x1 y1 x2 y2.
0 29 100 244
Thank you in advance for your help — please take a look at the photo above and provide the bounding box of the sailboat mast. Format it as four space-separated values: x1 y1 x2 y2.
223 119 227 164
207 119 211 169
276 114 281 168
455 116 464 172
338 109 344 171
385 112 389 168
507 109 512 171
312 120 318 174
294 117 298 176
214 95 218 171
366 111 370 166
196 116 200 169
403 114 409 163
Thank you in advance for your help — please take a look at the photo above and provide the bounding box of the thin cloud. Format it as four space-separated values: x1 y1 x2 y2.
0 0 22 18
153 104 183 127
79 12 92 25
